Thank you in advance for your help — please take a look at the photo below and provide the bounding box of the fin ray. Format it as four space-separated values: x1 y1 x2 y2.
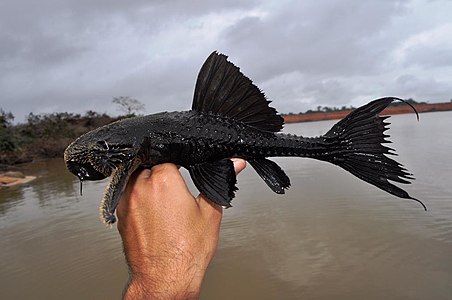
192 51 284 132
188 159 238 207
248 158 291 194
318 97 426 210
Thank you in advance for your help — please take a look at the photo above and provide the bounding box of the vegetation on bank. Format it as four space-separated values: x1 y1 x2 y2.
0 97 143 165
280 98 426 116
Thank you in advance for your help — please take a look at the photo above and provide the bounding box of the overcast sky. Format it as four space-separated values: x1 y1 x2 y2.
1 0 451 122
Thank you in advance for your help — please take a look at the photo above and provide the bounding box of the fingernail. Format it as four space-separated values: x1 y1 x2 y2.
231 159 246 174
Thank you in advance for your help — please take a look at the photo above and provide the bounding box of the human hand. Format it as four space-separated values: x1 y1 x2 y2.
117 159 246 299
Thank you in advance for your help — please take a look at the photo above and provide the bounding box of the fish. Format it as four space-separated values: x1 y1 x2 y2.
64 51 426 224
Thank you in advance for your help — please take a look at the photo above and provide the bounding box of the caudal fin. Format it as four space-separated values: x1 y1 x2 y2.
321 97 426 210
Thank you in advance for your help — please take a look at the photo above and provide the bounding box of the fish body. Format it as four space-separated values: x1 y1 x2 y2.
64 52 426 224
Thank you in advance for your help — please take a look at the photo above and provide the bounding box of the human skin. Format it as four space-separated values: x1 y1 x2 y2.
117 159 246 299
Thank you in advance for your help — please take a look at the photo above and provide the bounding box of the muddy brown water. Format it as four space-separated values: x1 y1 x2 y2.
1 111 451 299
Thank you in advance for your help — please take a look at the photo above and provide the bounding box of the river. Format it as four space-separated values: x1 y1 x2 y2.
1 111 451 299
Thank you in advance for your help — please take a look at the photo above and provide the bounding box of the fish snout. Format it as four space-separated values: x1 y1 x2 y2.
66 161 108 181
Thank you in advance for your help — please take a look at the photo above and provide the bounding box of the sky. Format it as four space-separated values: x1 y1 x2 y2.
1 0 452 122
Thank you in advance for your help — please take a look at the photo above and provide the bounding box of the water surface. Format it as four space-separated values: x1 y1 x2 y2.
1 111 451 299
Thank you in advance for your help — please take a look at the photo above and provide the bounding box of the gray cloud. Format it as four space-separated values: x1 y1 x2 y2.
390 74 451 101
220 0 410 77
1 0 451 122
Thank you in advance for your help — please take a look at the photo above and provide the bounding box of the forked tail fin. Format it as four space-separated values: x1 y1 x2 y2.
320 97 426 210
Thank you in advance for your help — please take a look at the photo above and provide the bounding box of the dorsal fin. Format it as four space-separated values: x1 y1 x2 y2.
192 51 284 132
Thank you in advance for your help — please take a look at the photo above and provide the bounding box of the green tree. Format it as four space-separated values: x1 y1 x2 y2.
0 109 16 152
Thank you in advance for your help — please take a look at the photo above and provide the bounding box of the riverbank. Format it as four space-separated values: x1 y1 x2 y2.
283 101 452 123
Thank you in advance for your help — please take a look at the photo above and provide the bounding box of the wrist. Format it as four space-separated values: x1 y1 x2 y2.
123 254 206 300
124 273 202 300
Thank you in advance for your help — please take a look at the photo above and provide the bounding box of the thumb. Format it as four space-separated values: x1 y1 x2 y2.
231 158 246 175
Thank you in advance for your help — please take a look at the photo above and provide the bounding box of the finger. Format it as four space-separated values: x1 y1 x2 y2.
147 163 197 208
119 165 175 213
148 163 179 179
120 168 151 201
145 163 186 189
231 158 246 175
136 168 152 180
122 168 151 197
117 169 149 215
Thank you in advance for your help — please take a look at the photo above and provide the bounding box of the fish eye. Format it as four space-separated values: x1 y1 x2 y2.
66 161 107 181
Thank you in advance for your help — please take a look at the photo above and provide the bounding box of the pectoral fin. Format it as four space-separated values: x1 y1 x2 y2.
188 159 238 207
248 158 291 194
100 159 140 224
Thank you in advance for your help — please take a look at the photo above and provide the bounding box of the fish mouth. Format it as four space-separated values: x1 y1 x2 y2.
66 161 108 181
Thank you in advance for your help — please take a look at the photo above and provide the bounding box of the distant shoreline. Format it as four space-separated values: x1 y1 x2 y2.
283 101 452 123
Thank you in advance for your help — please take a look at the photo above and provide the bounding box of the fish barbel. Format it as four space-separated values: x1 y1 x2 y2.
64 51 426 224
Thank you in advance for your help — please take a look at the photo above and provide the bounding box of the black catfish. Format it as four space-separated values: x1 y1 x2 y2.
64 51 426 224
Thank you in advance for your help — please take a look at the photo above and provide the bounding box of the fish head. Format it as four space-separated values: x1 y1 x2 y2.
64 125 138 182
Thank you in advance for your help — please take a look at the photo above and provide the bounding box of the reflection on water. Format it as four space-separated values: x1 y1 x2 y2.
1 111 452 299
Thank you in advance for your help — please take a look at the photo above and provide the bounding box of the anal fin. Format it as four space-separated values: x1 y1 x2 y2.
188 159 238 207
248 158 290 194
